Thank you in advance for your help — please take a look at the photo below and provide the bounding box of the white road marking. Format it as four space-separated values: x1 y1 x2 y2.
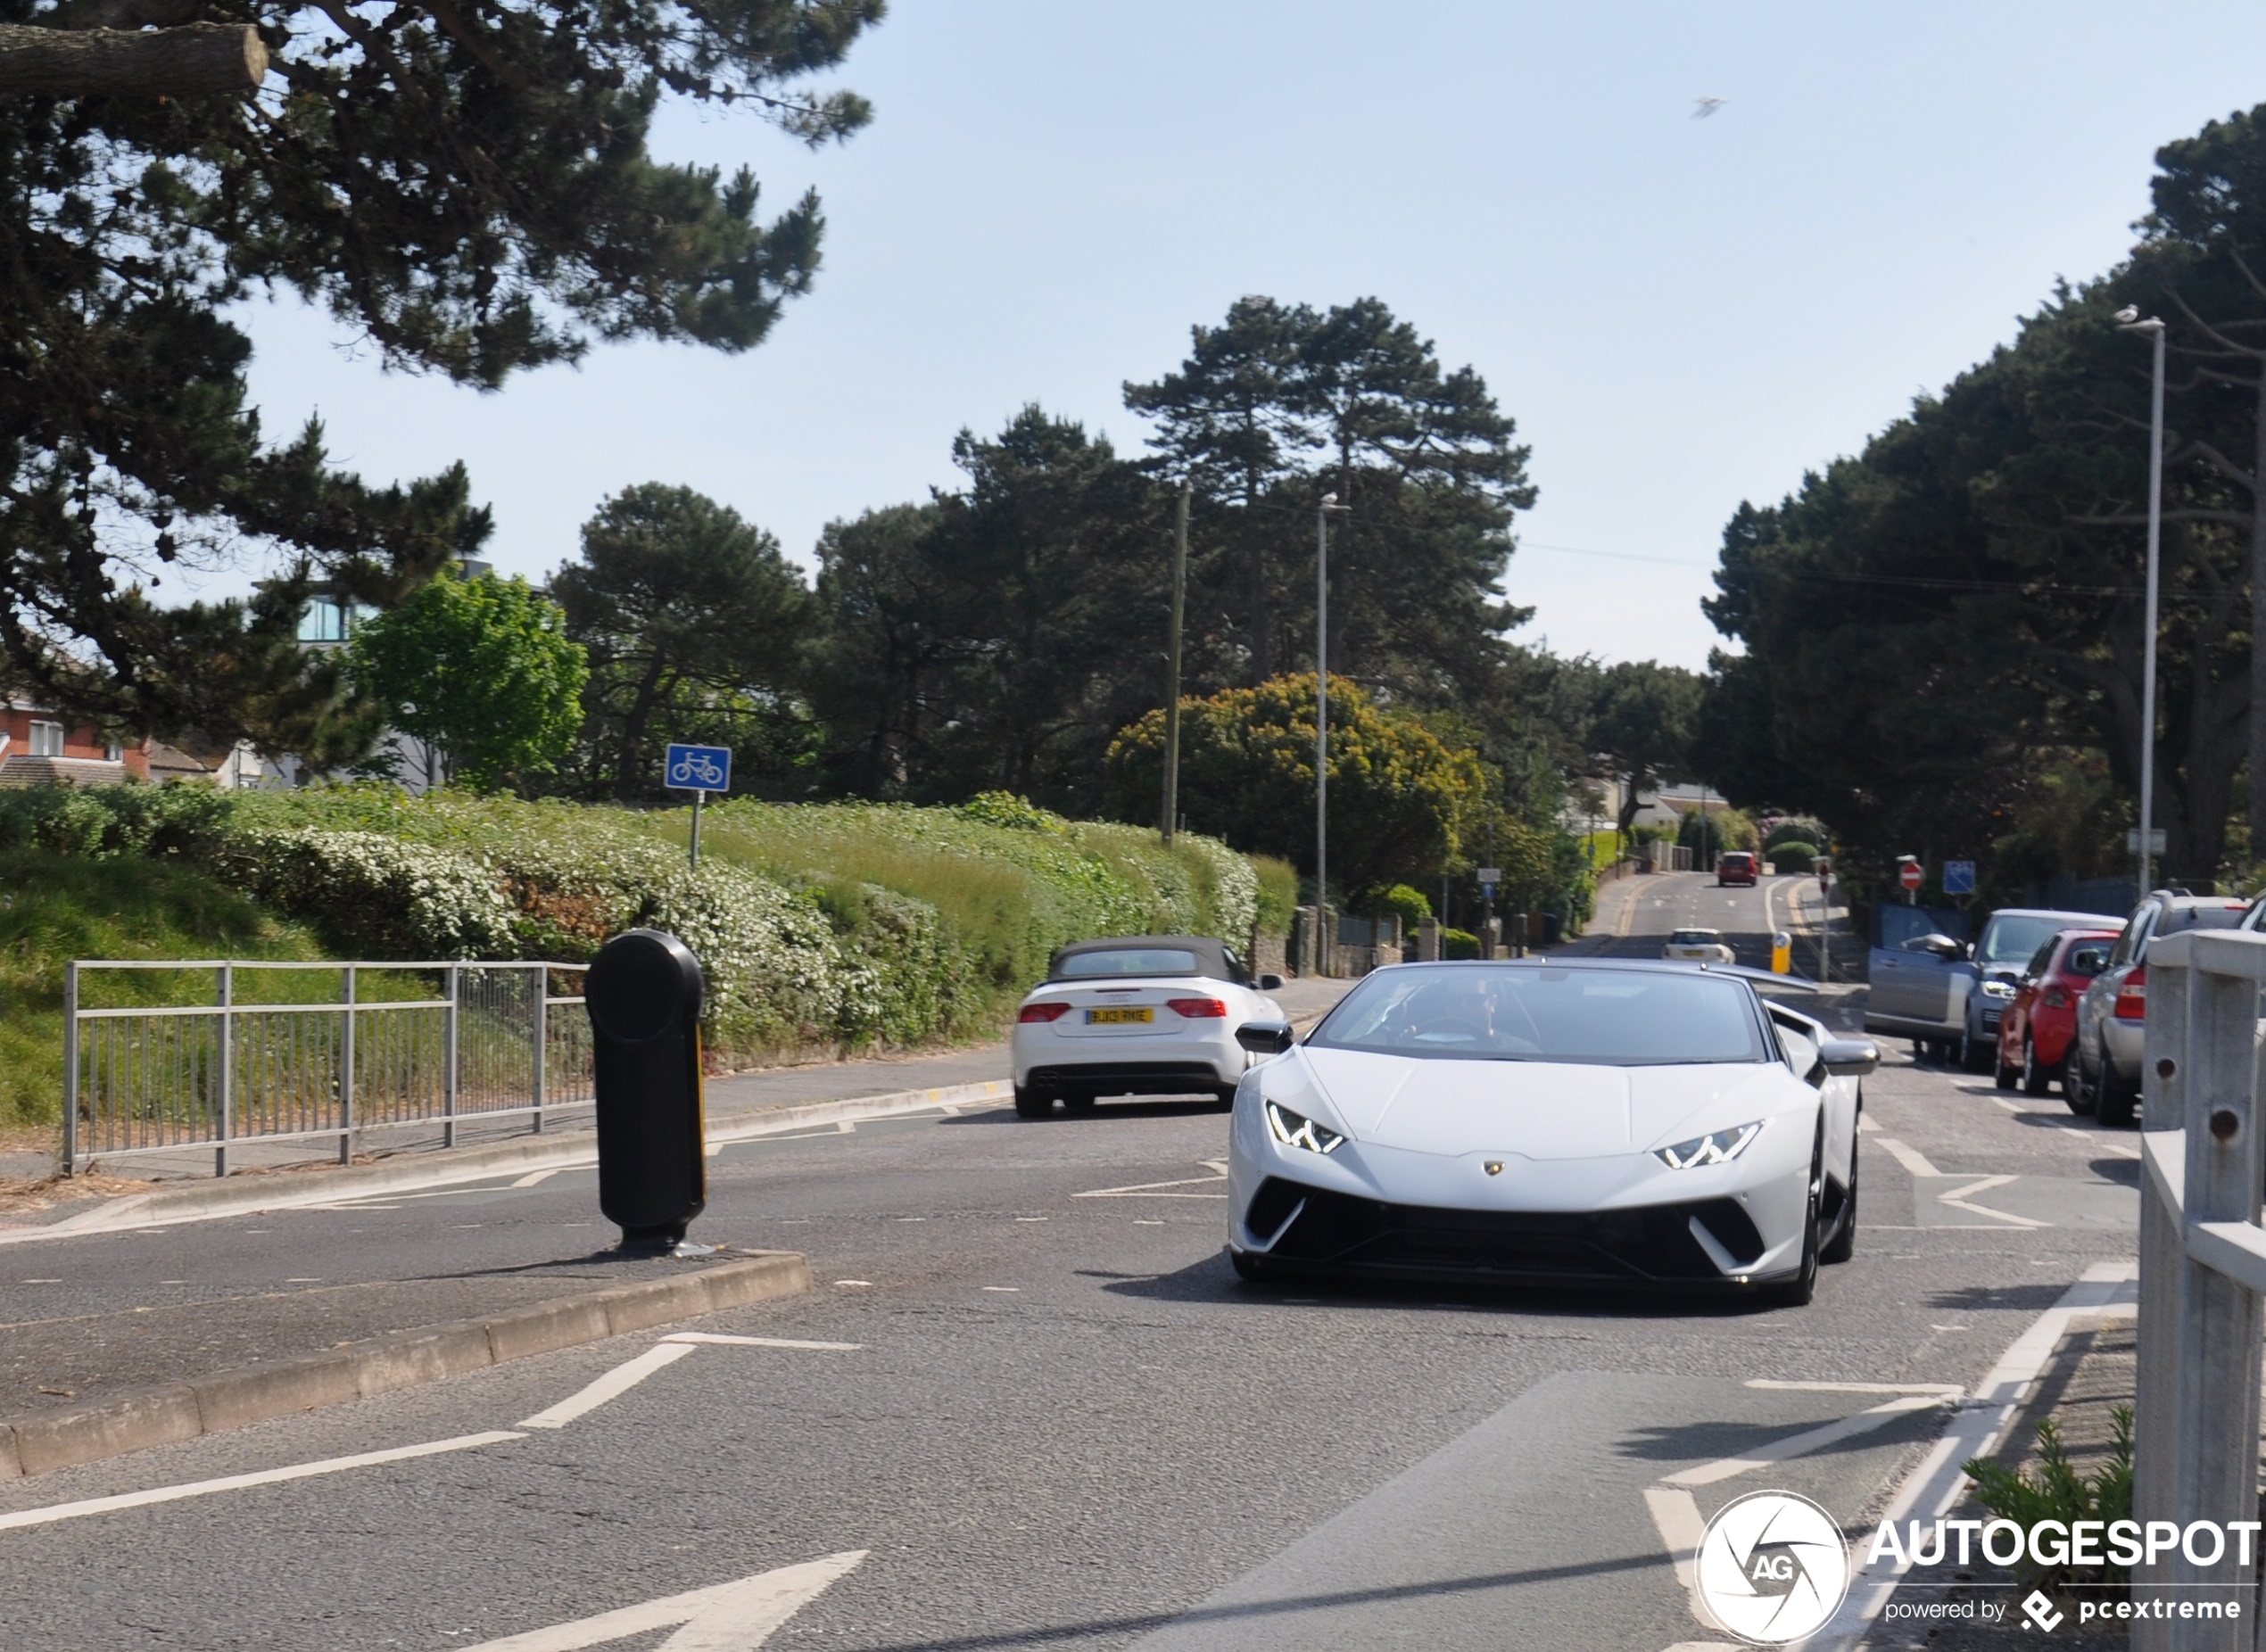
981 1285 1020 1293
833 1279 872 1287
0 1431 522 1533
1989 1096 2024 1113
510 1168 563 1187
660 1333 862 1351
1643 1485 1706 1590
1935 1174 2049 1227
457 1550 867 1652
1871 1137 1942 1177
1661 1394 1946 1489
1857 1114 1880 1135
1745 1380 1962 1397
1075 1165 1231 1199
517 1342 696 1429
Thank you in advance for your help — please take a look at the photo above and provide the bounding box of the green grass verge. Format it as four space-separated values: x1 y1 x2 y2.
0 850 334 1129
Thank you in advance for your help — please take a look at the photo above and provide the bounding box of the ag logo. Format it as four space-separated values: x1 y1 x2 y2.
1693 1490 1850 1645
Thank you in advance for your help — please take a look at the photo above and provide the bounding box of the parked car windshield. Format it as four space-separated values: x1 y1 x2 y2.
1054 948 1200 979
1976 916 2078 967
1310 966 1768 1065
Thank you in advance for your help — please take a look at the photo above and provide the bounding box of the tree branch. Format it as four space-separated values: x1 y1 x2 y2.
0 21 264 95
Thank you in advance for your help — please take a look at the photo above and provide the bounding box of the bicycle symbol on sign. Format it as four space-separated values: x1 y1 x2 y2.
669 751 724 788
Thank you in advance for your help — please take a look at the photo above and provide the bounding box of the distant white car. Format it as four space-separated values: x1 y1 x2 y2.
1663 928 1736 963
1012 936 1286 1118
1224 961 1877 1304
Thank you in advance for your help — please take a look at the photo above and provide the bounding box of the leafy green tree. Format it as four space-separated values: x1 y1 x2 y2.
1587 660 1703 841
811 408 1170 810
1122 295 1537 708
348 570 589 791
1124 297 1317 681
1102 673 1488 901
1 0 880 754
550 484 815 800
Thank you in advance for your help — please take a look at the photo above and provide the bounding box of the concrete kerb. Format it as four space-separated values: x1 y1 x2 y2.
0 1250 811 1481
6 1078 1020 1244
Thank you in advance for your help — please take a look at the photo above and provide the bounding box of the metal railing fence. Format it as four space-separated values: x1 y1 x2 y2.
2133 928 2266 1649
64 959 591 1177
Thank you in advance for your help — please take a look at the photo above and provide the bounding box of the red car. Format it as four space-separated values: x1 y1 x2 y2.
1717 851 1757 887
1994 927 2120 1096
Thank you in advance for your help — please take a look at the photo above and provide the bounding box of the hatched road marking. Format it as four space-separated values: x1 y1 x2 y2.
518 1343 698 1429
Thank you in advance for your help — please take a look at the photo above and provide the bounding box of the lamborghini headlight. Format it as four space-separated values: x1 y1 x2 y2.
1265 1100 1345 1155
1654 1122 1762 1169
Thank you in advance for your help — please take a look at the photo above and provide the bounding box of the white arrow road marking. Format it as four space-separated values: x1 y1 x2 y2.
1935 1174 2049 1227
0 1431 523 1533
518 1342 696 1429
458 1551 868 1652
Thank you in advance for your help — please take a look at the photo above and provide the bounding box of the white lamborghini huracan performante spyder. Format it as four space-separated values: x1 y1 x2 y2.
1225 960 1877 1304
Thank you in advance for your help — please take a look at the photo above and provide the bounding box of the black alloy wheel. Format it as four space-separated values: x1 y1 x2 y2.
1994 1040 2019 1090
1013 1085 1054 1119
1763 1122 1824 1307
1062 1092 1097 1113
2064 1043 2098 1117
2096 1041 2139 1128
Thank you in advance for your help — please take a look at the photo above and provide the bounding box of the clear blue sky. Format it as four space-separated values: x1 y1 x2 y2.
235 1 2266 670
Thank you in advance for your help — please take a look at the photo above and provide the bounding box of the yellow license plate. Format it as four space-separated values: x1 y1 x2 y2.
1086 1007 1154 1024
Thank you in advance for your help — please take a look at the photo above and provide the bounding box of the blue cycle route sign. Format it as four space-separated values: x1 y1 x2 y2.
664 743 732 793
1942 859 1976 896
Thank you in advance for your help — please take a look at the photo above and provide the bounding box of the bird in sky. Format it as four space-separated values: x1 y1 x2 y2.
1693 96 1727 118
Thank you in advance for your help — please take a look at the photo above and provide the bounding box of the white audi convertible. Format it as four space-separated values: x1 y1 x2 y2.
1225 960 1876 1304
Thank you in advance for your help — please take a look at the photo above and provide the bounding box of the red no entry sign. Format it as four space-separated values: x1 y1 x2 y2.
1898 861 1923 892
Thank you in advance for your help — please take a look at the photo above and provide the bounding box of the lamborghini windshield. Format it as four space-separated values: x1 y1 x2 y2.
1308 965 1769 1066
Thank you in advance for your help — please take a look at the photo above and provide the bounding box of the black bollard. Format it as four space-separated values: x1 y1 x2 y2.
584 929 707 1250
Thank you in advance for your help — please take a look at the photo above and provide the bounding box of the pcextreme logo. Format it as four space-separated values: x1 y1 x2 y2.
1695 1491 1852 1645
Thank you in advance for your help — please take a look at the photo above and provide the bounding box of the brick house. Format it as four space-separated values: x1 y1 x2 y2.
0 698 276 789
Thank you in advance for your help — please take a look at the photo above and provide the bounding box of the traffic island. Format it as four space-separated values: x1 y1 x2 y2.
0 1249 809 1479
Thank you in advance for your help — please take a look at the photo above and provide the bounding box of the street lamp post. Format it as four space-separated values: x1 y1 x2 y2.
1315 492 1347 974
2118 305 2167 902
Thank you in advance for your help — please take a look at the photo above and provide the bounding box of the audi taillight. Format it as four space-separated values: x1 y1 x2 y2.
1019 1002 1071 1023
1167 997 1228 1019
2114 967 2147 1021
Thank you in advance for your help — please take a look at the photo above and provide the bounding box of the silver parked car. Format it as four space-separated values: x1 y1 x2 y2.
1865 906 2108 1071
2071 890 2248 1126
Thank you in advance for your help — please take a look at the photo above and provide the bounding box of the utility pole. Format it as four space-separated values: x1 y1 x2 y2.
2118 306 2167 903
1162 479 1189 844
1315 492 1346 973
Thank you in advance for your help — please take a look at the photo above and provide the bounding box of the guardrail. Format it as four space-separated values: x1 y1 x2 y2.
2132 928 2266 1649
63 960 591 1177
